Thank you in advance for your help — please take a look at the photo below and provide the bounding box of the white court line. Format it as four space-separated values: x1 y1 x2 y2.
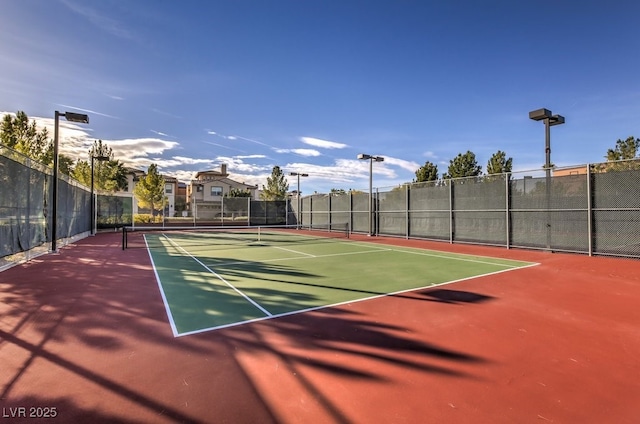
204 247 394 268
273 245 316 257
150 233 539 337
144 234 180 337
200 241 528 271
385 247 526 268
160 234 273 317
348 241 534 268
176 261 540 337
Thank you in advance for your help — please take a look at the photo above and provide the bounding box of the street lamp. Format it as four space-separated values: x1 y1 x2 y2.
529 108 565 173
91 155 109 235
290 172 308 229
529 108 565 250
51 111 89 252
357 153 384 236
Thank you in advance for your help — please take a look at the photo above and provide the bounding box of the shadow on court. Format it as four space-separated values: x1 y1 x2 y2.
0 233 492 423
418 288 494 304
3 232 638 423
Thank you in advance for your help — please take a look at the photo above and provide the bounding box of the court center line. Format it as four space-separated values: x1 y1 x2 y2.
205 247 394 268
161 234 273 317
273 245 316 257
265 243 525 269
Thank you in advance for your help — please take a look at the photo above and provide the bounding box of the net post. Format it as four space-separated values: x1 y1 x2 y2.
122 226 126 250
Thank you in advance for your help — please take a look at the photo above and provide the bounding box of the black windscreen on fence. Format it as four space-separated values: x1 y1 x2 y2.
297 161 640 258
1 145 91 263
1 148 50 257
4 140 640 262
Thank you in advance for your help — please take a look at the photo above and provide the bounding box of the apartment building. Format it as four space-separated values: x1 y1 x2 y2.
186 164 258 219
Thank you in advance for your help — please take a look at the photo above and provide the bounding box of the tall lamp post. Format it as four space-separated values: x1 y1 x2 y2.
357 153 384 236
290 172 308 229
91 155 109 235
529 108 565 250
52 111 89 252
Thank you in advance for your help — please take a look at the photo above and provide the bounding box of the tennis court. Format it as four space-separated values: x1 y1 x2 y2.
127 226 537 336
2 231 640 423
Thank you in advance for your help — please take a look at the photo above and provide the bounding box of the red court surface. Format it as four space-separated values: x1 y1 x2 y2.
1 232 639 423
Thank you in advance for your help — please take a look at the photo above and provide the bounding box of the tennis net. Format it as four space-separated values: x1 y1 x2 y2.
122 223 350 250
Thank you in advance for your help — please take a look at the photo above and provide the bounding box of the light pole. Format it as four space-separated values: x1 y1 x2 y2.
52 111 89 252
91 155 109 235
357 153 384 236
529 108 565 250
290 172 308 229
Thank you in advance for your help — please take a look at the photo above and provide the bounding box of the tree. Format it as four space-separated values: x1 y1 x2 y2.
606 136 638 161
593 136 640 173
260 166 289 200
133 163 166 216
1 111 49 160
443 151 482 179
486 150 513 175
73 140 128 192
1 111 75 174
414 161 439 182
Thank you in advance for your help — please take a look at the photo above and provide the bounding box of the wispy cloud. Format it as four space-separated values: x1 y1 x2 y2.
57 104 119 119
152 109 183 119
207 130 275 149
383 156 421 173
108 138 179 156
60 0 135 40
275 148 321 157
214 156 273 174
204 141 247 153
237 154 266 159
150 130 172 137
170 156 215 165
340 158 397 179
231 135 274 148
300 136 348 149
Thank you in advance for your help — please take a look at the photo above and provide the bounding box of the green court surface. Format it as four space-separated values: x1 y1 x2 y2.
144 230 537 336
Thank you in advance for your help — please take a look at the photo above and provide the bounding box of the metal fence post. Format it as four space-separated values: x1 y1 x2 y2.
506 173 511 249
586 164 593 256
449 180 454 244
405 184 410 239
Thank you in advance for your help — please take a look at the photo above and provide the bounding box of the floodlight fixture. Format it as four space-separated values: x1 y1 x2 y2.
529 108 565 170
289 172 309 228
528 108 552 121
529 107 565 250
63 112 90 123
357 153 384 162
51 111 90 252
549 115 565 126
357 153 385 236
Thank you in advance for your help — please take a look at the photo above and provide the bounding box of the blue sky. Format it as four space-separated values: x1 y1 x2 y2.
1 0 639 194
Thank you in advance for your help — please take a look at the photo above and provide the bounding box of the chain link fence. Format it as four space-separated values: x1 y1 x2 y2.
300 159 640 259
1 145 91 269
4 141 639 266
97 193 133 229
